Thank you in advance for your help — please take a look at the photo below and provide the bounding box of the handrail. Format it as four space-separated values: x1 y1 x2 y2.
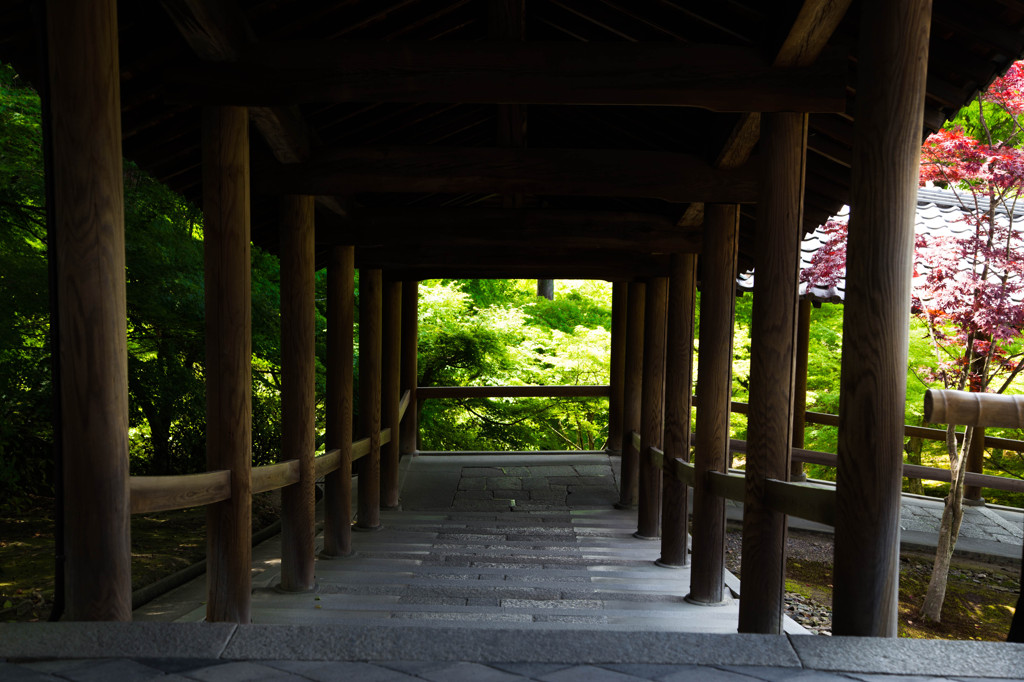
418 385 610 399
130 470 232 515
398 389 411 421
763 478 836 526
707 470 745 502
252 459 300 494
314 448 342 478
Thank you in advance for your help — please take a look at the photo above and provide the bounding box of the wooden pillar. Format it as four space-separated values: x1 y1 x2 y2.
279 195 316 591
687 203 739 605
400 281 419 456
637 277 668 539
791 298 812 482
964 427 986 503
358 268 383 530
381 277 402 508
322 245 354 557
616 281 645 509
202 105 252 623
607 282 627 454
738 112 807 634
833 0 932 638
659 254 697 567
47 0 130 621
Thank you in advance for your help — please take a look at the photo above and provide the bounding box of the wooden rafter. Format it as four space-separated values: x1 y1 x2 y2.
165 41 847 113
262 147 758 204
160 0 348 218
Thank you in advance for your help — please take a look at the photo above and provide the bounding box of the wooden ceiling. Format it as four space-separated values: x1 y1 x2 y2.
3 0 1024 279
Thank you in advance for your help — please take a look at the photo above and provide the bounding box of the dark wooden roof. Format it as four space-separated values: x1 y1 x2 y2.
3 0 1024 279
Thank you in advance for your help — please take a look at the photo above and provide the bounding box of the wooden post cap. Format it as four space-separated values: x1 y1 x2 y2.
924 389 1024 428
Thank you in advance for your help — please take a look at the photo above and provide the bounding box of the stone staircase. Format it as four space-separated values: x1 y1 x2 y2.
248 507 747 633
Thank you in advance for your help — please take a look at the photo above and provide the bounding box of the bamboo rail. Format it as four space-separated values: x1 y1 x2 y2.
925 389 1024 429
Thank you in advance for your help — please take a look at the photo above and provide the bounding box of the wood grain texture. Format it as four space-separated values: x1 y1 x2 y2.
202 105 252 623
418 385 610 399
314 449 341 478
323 245 354 557
637 277 669 539
833 0 932 638
739 112 807 634
130 471 232 514
400 281 419 455
357 268 383 529
660 254 697 566
279 195 316 591
47 0 131 622
251 459 301 494
381 278 402 508
168 42 846 112
606 283 627 455
688 204 739 605
266 147 758 205
617 282 646 508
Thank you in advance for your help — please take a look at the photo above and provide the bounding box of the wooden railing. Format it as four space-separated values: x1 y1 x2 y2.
418 385 610 399
129 389 410 515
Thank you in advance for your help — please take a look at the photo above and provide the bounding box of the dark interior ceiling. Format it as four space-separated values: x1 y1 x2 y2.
2 0 1024 280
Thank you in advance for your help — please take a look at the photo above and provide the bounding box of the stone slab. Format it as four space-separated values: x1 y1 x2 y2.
789 636 1024 678
0 623 236 660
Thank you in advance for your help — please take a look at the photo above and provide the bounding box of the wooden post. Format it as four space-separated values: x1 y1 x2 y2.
203 105 252 623
400 280 419 456
381 277 402 508
738 112 806 634
965 427 986 503
791 298 812 482
617 281 645 508
659 254 697 567
687 203 739 605
833 0 932 638
322 245 355 557
607 282 627 454
358 268 383 530
47 0 131 621
637 277 668 539
279 195 316 591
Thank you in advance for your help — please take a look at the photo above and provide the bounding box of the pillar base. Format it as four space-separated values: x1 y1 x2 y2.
354 524 385 533
963 497 986 507
684 593 733 607
274 582 316 594
614 501 637 511
318 549 354 560
633 532 660 541
654 559 686 569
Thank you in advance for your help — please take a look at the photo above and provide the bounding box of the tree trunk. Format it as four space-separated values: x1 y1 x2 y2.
920 424 972 622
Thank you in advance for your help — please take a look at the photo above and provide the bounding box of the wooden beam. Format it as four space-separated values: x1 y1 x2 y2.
322 245 354 557
738 112 807 634
356 250 674 277
166 41 847 113
833 0 931 638
320 209 698 252
659 254 697 567
279 195 316 592
202 105 252 623
160 0 348 218
418 385 610 399
616 282 645 509
688 204 739 605
637 277 669 539
267 147 758 204
357 268 383 530
47 0 131 621
383 264 667 281
681 0 850 224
